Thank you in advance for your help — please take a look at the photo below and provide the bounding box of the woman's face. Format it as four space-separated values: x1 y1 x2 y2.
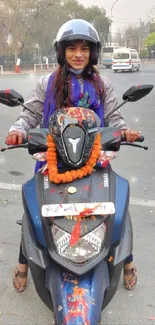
65 40 90 70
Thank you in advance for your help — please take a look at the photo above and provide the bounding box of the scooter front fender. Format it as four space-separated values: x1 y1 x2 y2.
46 260 109 325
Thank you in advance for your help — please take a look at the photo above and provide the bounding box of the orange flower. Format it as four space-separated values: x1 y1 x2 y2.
47 133 101 184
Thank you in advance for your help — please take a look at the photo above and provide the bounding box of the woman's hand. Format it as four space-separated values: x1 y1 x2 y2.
121 129 141 142
5 131 25 145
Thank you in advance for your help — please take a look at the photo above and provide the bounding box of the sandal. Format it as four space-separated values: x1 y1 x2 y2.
124 265 137 290
13 266 28 292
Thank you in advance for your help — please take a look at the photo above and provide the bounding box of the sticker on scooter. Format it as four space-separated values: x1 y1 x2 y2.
103 173 109 187
42 202 115 217
44 175 49 189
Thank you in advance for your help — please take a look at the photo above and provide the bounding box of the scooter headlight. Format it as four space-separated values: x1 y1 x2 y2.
51 223 107 263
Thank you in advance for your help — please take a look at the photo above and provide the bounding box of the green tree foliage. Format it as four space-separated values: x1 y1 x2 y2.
82 6 110 44
140 48 149 59
0 0 110 62
144 32 155 57
145 32 155 47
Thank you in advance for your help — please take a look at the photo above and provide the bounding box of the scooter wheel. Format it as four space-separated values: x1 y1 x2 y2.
52 315 56 325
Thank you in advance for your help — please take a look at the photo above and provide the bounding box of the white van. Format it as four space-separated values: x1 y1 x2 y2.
112 48 141 72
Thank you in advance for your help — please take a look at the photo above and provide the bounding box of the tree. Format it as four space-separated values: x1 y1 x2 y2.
0 1 11 56
0 0 111 63
0 0 58 61
82 6 110 45
124 25 139 49
147 6 155 31
145 32 155 47
123 21 149 53
140 48 149 59
145 32 155 58
62 0 85 19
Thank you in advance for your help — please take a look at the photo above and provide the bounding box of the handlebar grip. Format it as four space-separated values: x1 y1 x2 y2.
121 135 144 142
135 136 144 142
121 134 126 142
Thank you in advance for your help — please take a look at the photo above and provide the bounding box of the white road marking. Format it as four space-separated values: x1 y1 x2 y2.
130 197 155 208
141 73 155 77
0 182 22 191
0 182 155 208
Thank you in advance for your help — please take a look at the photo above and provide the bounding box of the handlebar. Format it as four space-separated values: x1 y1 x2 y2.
120 135 148 150
1 131 147 153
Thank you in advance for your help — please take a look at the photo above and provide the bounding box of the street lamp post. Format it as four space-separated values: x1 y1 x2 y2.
110 0 119 46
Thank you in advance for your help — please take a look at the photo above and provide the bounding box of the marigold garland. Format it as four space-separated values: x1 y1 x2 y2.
46 133 101 184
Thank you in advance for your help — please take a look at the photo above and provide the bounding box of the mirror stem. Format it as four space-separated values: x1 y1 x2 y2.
17 101 42 120
106 99 129 119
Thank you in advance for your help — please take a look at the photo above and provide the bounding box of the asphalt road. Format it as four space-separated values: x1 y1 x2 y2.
0 64 155 325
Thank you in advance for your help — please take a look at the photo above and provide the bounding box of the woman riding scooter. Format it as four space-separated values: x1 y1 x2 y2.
5 19 140 292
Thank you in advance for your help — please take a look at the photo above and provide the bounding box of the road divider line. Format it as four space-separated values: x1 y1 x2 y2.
130 197 155 208
0 182 155 208
0 182 22 191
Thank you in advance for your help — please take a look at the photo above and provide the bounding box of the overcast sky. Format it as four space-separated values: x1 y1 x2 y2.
79 0 155 32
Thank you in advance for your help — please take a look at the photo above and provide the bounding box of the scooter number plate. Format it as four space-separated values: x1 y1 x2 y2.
42 202 115 217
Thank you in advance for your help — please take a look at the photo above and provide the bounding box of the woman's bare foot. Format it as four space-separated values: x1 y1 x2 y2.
13 263 29 292
124 261 137 290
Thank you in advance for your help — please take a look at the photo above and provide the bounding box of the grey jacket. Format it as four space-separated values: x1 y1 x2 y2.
9 74 127 137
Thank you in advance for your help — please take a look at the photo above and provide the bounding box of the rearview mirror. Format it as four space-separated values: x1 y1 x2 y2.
0 89 24 107
122 84 154 102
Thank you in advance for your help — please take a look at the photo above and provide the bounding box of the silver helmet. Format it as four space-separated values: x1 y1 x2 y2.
54 19 101 66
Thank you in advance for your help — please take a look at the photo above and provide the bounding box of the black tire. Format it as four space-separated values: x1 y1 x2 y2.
52 314 56 325
114 70 118 73
130 65 134 72
98 315 102 324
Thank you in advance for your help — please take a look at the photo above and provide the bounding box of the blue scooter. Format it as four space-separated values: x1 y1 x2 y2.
0 84 153 325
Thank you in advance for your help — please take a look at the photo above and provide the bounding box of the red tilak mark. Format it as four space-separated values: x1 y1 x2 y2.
103 161 109 167
63 274 78 284
70 207 95 247
83 185 91 191
66 107 95 124
79 208 94 217
113 131 121 138
43 170 49 176
50 189 56 193
62 274 78 288
70 220 80 247
5 89 11 94
63 286 90 325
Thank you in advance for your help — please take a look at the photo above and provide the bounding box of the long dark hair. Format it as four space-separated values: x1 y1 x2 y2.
48 63 104 110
